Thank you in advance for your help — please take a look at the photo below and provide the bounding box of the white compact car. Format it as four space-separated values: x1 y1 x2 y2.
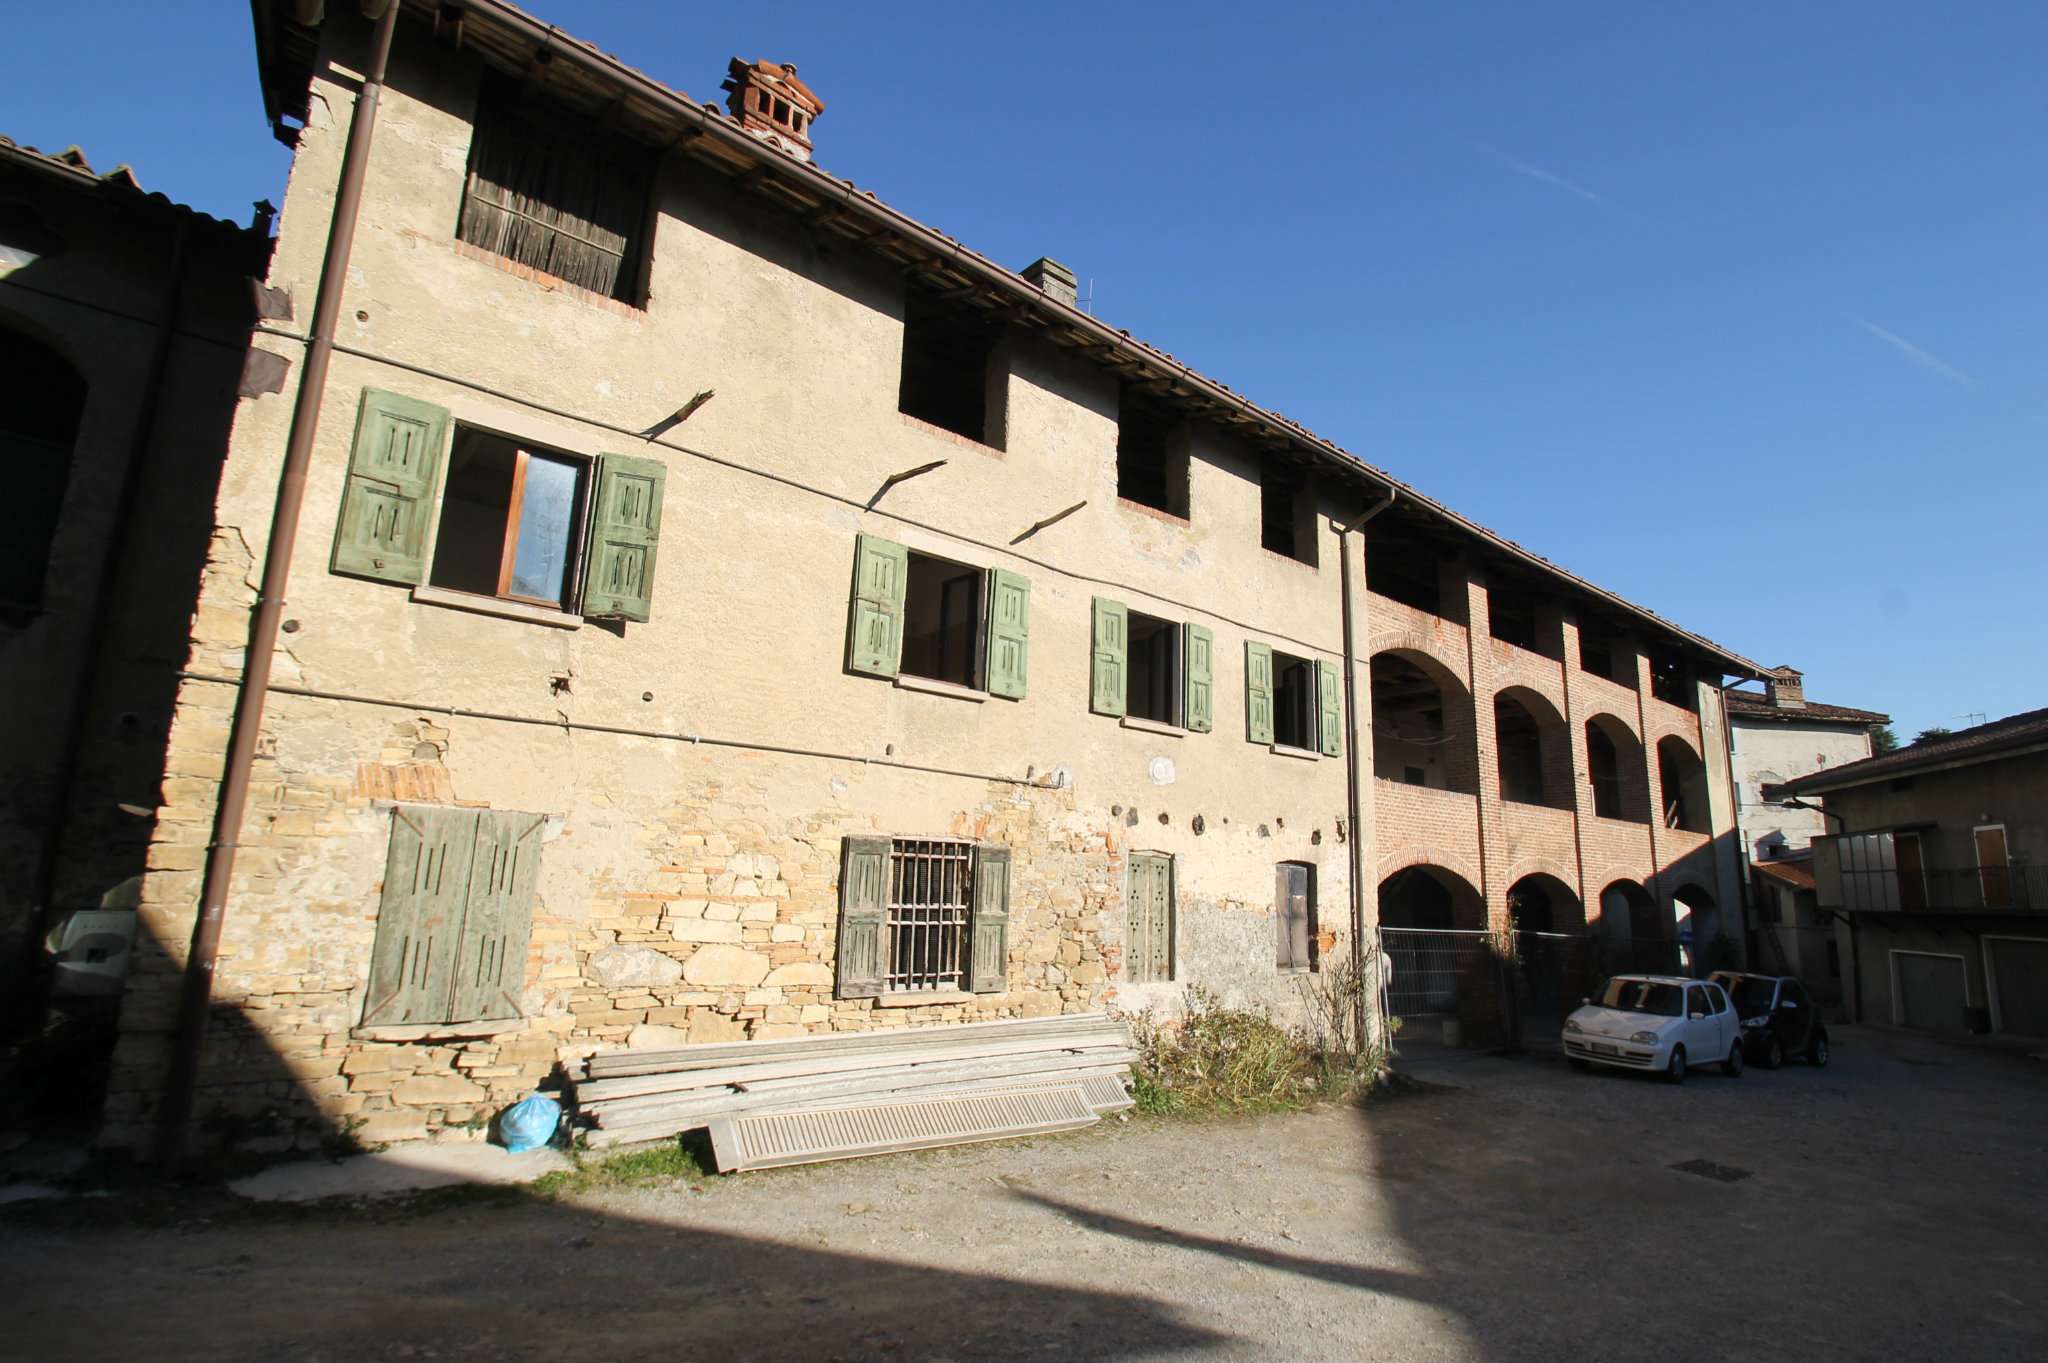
1563 975 1743 1082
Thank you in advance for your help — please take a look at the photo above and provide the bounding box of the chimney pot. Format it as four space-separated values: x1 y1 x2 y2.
720 58 825 162
1765 666 1806 710
1021 256 1078 307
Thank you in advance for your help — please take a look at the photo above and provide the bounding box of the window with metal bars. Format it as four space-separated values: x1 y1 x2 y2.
885 838 976 993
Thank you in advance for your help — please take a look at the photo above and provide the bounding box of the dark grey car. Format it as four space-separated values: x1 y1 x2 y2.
1710 971 1830 1069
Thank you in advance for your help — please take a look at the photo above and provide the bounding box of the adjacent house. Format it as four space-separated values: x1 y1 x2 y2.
1723 666 1888 1005
33 0 1770 1157
0 136 269 1034
1775 708 2048 1038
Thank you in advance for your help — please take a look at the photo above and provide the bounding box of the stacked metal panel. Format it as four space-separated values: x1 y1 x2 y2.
569 1013 1136 1168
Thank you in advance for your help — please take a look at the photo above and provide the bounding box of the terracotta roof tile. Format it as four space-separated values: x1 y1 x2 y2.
1721 688 1890 725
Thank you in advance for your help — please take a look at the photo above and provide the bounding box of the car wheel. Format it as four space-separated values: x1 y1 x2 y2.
1724 1042 1743 1077
1568 1057 1591 1072
1808 1033 1829 1067
1665 1045 1687 1085
1762 1037 1783 1070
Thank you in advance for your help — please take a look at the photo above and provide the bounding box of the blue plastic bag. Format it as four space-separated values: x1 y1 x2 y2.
498 1092 562 1154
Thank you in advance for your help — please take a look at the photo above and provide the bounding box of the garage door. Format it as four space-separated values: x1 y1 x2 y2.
1895 953 1968 1034
1988 939 2048 1037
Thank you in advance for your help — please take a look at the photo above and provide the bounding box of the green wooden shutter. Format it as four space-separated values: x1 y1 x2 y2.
1318 657 1343 757
1090 598 1129 717
1245 640 1275 744
968 844 1011 993
847 535 908 678
835 836 890 999
331 388 449 585
450 810 544 1022
1184 624 1214 733
362 805 480 1026
985 569 1031 699
581 453 666 622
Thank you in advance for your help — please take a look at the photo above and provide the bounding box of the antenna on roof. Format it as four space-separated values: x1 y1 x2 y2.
1957 711 1986 728
1079 278 1096 315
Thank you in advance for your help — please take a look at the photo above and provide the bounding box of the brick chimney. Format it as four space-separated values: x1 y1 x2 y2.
1021 257 1077 307
721 59 823 162
1765 666 1806 710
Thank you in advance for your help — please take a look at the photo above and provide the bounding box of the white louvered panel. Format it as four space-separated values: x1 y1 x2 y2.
1079 1072 1135 1114
707 1082 1098 1172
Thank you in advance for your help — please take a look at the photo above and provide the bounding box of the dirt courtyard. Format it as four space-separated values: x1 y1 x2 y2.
6 1024 2045 1362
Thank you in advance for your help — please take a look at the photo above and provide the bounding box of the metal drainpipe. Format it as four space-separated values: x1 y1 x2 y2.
13 216 193 1040
1337 488 1396 1052
155 0 402 1168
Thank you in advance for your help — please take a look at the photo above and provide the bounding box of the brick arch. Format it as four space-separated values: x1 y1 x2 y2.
1491 658 1568 715
1581 706 1641 741
1375 845 1483 890
1365 629 1468 686
1504 854 1580 892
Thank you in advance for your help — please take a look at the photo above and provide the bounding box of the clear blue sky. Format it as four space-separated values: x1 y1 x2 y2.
8 2 2043 740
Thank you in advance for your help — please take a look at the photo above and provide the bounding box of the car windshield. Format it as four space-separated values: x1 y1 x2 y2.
1729 978 1778 1015
1599 979 1683 1017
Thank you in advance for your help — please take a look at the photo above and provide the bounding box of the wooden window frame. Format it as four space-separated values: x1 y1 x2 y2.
495 446 590 609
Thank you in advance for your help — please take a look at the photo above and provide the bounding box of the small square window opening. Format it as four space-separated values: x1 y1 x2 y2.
1116 388 1187 517
899 290 1005 447
901 551 986 688
430 428 590 611
1260 462 1314 564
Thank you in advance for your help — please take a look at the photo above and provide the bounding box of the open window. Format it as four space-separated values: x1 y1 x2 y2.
1273 650 1318 751
331 391 666 623
457 71 654 304
1127 611 1184 726
902 550 986 689
846 534 1029 697
1088 598 1213 731
1116 387 1187 517
430 428 590 610
898 289 1006 447
1259 461 1315 564
1246 641 1339 756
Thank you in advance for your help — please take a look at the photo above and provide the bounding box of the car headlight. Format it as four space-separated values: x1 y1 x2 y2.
1563 1018 1583 1033
1629 1030 1660 1045
1742 1016 1771 1028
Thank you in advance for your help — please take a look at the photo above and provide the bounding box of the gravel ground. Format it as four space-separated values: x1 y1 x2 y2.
5 1023 2044 1362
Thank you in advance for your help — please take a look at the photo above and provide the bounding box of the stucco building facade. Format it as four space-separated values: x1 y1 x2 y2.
1781 709 2048 1039
1723 667 1887 999
88 1 1765 1156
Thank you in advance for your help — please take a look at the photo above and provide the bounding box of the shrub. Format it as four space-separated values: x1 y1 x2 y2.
1130 957 1390 1115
